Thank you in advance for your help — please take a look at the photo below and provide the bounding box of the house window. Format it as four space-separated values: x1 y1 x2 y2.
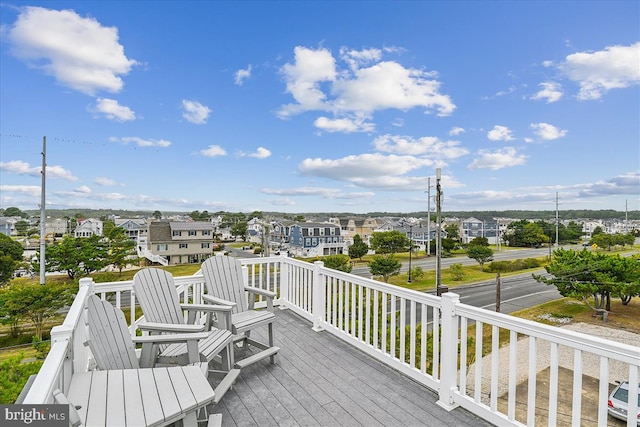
319 228 325 236
188 230 196 236
305 238 311 246
312 238 317 246
172 231 181 236
157 244 168 251
179 243 188 249
308 228 314 236
201 243 211 249
330 228 335 235
202 230 211 236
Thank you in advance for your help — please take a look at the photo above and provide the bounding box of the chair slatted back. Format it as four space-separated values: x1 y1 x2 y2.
201 256 248 314
133 268 184 326
86 295 139 370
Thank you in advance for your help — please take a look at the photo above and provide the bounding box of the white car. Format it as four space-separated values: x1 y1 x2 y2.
608 380 640 425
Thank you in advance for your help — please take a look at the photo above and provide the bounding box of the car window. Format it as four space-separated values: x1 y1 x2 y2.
613 386 640 406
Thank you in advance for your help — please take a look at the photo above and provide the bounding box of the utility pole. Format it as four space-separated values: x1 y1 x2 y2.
39 136 46 285
495 272 501 312
426 177 432 256
555 192 559 247
407 225 413 283
435 168 442 296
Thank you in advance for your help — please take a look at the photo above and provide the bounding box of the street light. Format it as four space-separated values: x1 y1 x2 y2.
435 168 443 296
407 225 413 283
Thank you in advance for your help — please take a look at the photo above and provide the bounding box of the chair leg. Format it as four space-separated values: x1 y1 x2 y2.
268 323 276 364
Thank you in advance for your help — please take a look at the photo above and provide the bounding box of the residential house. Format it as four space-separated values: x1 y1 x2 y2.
147 220 214 265
288 222 344 257
74 218 103 238
114 218 148 241
44 218 69 237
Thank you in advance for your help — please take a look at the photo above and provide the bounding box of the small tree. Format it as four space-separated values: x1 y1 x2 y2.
105 226 137 275
152 210 162 219
348 234 369 261
369 255 401 282
370 231 408 254
0 234 24 285
449 263 464 281
466 245 494 267
468 236 489 247
231 222 248 240
0 282 75 340
322 254 352 273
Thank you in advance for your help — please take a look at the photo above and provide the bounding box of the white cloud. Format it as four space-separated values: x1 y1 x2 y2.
279 46 337 117
468 147 527 170
487 125 515 141
0 185 41 197
531 82 563 103
112 136 171 148
181 100 211 124
234 65 252 86
372 134 469 159
314 116 375 133
238 147 271 159
278 45 456 127
449 127 465 136
529 123 567 141
200 145 227 157
261 186 375 199
94 98 135 121
269 198 296 206
559 42 640 100
7 6 137 95
339 47 382 71
299 153 432 181
0 160 77 180
94 177 117 186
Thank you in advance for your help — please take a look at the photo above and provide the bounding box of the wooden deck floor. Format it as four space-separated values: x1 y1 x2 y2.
207 309 492 427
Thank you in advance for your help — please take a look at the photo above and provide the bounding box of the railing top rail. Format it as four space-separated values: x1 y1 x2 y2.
454 299 640 364
318 264 441 305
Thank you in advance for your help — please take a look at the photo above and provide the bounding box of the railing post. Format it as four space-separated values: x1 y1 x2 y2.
312 261 325 332
279 256 289 309
437 292 460 411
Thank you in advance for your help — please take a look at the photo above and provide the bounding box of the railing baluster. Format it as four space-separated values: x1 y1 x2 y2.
507 330 517 421
527 336 537 425
571 349 583 427
548 342 560 426
490 325 499 411
474 321 483 403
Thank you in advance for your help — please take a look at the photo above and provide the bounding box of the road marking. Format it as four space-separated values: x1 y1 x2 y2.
480 289 559 309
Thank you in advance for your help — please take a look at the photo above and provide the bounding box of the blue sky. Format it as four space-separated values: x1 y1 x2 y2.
1 1 639 215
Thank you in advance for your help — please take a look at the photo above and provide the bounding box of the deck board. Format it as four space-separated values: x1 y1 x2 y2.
208 309 491 427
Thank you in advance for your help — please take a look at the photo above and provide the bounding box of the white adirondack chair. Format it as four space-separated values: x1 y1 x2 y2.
200 256 280 368
68 295 220 426
132 268 240 398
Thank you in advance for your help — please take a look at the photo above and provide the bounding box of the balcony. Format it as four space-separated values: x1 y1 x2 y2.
20 256 639 426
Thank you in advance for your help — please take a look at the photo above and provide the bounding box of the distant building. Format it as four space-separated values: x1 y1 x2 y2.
288 222 343 257
115 218 148 241
74 218 103 238
147 220 214 265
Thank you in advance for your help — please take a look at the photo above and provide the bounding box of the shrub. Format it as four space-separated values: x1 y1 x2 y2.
0 354 43 404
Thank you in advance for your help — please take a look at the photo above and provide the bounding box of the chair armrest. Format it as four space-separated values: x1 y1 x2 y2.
138 321 205 333
181 303 233 332
132 332 210 344
133 332 209 367
202 294 237 308
181 303 233 313
244 286 276 299
244 286 276 311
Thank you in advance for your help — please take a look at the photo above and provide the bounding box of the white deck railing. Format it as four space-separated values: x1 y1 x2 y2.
22 256 640 427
